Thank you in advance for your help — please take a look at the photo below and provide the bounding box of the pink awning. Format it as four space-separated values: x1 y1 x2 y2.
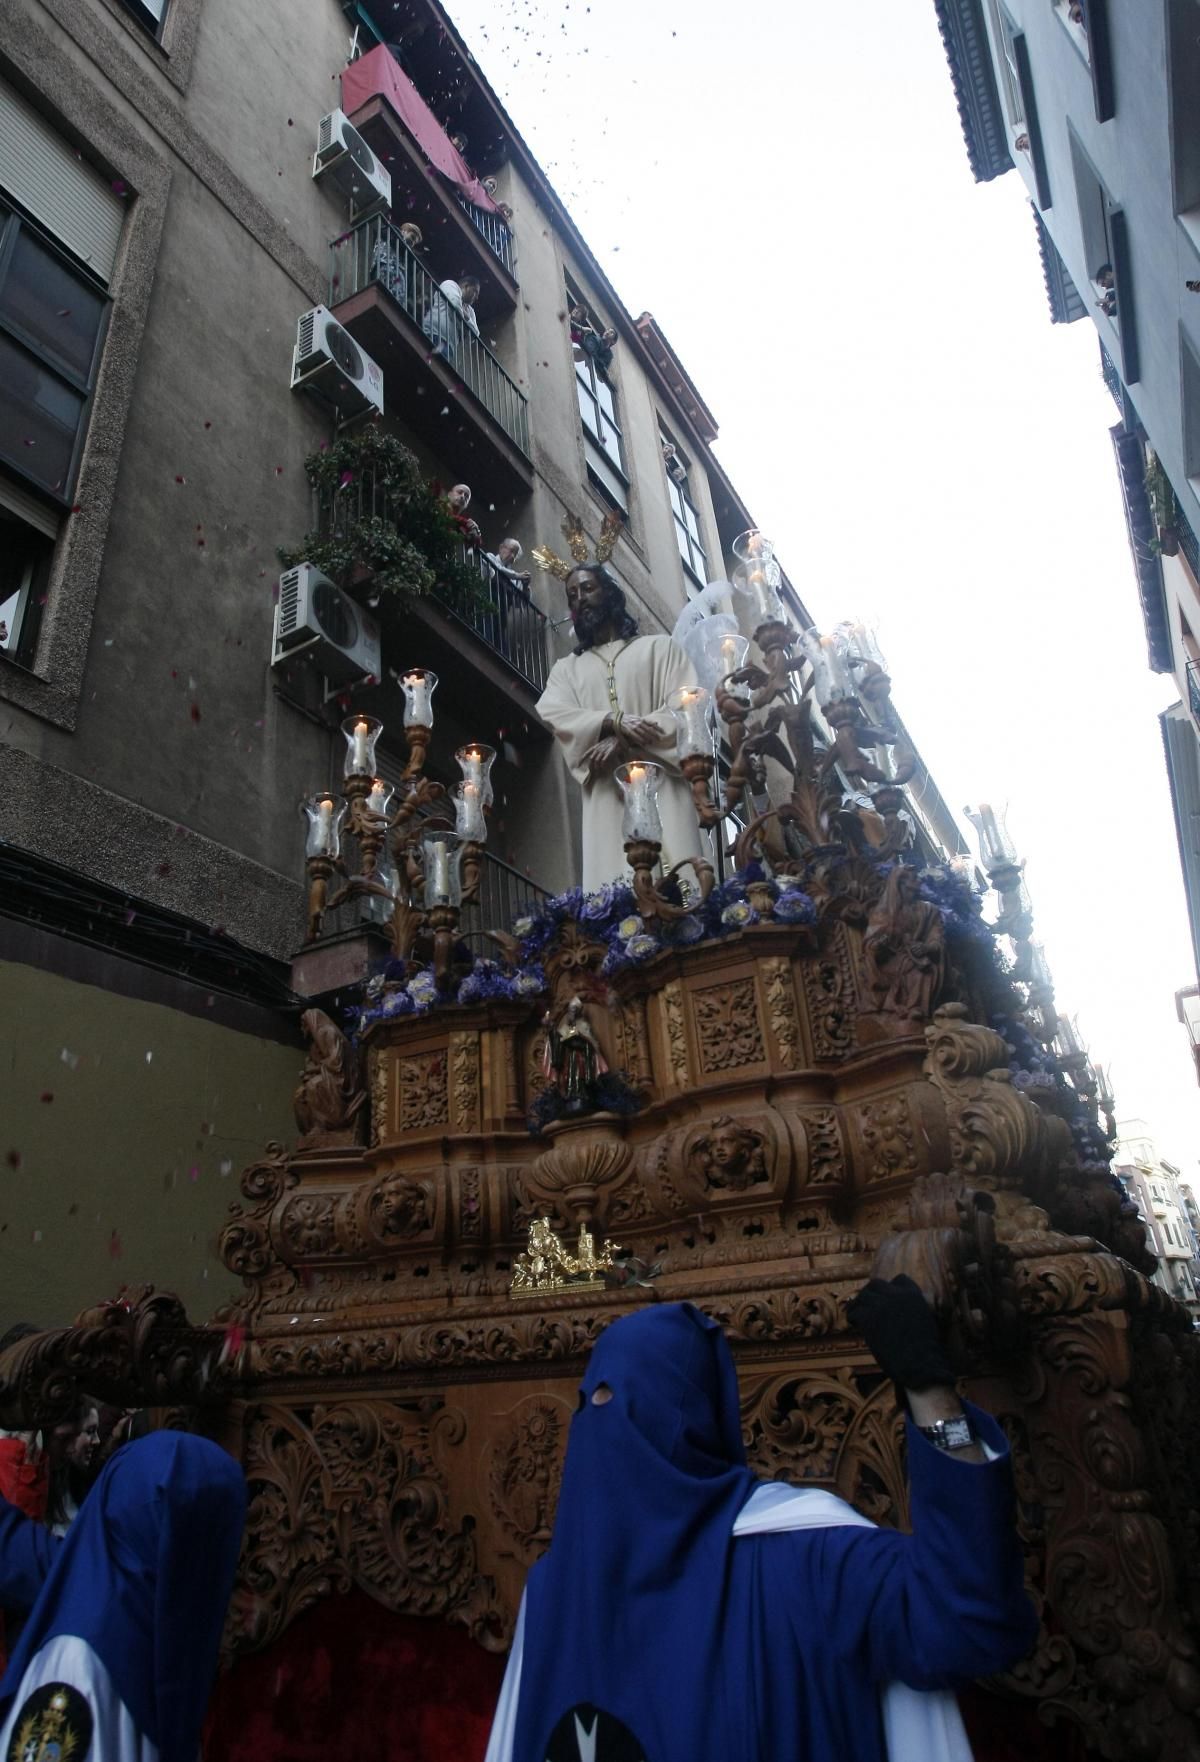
341 46 500 215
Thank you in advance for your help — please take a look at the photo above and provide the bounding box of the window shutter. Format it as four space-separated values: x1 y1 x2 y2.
0 78 125 283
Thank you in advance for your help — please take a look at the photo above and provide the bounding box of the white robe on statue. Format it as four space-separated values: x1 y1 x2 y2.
535 635 708 891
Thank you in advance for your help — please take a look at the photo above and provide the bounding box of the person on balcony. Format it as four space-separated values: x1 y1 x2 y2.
484 537 533 599
370 220 422 306
484 1286 1037 1762
422 272 481 367
0 1430 245 1762
569 304 616 372
533 541 706 891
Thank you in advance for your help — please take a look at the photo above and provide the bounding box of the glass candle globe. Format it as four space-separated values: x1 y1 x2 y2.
400 669 438 728
421 829 464 907
303 794 347 859
615 760 664 842
342 714 383 779
668 684 712 757
455 742 497 808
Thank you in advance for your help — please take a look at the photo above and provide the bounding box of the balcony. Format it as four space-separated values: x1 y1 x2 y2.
314 463 550 717
331 217 531 495
461 851 548 949
341 47 517 316
1187 661 1200 725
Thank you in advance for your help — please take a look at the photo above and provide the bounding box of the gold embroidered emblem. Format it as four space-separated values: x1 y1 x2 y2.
8 1682 91 1762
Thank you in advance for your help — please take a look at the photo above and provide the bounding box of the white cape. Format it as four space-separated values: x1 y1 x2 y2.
484 1481 973 1762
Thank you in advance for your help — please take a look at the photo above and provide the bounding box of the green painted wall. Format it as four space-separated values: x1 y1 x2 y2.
0 961 300 1326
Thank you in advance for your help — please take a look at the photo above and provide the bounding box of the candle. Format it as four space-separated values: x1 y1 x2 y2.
721 636 738 674
428 838 450 901
317 797 334 850
366 778 389 817
454 781 486 841
351 720 370 772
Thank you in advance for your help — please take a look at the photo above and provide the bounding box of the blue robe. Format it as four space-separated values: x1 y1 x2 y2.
0 1432 245 1762
505 1303 1036 1762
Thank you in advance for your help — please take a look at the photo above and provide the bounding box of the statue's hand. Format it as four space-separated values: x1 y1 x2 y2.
583 735 623 780
620 715 665 747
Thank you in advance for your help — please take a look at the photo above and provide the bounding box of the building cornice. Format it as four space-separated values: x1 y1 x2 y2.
931 0 1015 183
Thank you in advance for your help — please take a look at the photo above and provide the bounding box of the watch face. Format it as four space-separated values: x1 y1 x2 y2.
543 1704 650 1762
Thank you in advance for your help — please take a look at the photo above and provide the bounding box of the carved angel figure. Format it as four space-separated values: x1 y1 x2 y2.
692 1115 768 1192
293 1008 366 1139
863 867 945 1022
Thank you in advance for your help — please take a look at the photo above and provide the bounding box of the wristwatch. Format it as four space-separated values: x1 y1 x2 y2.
918 1416 975 1452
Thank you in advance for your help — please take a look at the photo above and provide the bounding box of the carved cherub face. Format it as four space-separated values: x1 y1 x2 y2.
708 1123 754 1171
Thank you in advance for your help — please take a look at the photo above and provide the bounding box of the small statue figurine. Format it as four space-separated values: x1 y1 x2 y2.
510 1216 623 1295
542 996 608 1115
293 1008 366 1145
863 867 945 1022
692 1116 768 1192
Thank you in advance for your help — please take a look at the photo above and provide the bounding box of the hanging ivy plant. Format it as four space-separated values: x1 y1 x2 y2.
278 427 490 610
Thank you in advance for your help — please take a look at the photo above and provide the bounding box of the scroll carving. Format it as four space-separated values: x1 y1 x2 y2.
799 922 854 1059
693 978 764 1073
661 981 689 1086
760 957 800 1069
487 1396 571 1556
399 1051 449 1133
450 1032 482 1133
856 1095 919 1184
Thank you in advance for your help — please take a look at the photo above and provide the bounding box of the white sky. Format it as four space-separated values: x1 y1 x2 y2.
445 0 1200 1169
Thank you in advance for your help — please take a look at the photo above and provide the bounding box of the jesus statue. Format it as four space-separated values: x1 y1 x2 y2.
535 562 707 891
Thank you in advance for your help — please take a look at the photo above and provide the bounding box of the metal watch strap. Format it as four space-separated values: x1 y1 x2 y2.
917 1416 975 1452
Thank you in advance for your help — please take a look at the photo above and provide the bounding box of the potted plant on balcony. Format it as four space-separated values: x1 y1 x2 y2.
278 428 488 611
1146 450 1180 557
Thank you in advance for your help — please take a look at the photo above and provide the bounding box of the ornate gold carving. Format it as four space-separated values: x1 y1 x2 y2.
760 957 800 1069
510 1218 621 1295
450 1032 482 1133
487 1395 571 1556
693 978 764 1073
661 980 689 1086
399 1050 449 1133
857 1095 919 1184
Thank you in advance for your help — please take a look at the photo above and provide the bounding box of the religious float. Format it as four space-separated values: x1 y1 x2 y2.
1 532 1197 1762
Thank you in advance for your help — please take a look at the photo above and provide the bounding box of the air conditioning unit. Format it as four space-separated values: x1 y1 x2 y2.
291 306 384 417
313 109 391 215
273 563 382 685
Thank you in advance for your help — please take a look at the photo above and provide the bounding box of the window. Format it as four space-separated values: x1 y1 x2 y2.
0 202 109 502
986 3 1025 128
1183 332 1200 482
117 0 170 41
575 352 627 511
0 507 53 667
660 428 707 584
1053 1 1090 63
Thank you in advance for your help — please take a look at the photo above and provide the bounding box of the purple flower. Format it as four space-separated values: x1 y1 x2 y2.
721 900 756 927
625 933 661 961
772 890 816 924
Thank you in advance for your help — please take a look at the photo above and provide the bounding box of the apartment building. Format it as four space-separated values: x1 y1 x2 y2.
0 0 966 1318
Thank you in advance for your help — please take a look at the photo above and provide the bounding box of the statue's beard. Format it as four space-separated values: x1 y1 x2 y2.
572 601 612 649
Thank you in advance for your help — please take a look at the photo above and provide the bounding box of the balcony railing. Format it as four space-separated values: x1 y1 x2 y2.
331 217 530 457
461 851 548 946
1178 505 1200 582
1186 660 1200 724
456 196 516 279
451 544 549 693
313 469 548 691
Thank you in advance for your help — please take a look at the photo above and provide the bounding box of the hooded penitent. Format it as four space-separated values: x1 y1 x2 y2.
508 1302 1037 1762
0 1430 246 1762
